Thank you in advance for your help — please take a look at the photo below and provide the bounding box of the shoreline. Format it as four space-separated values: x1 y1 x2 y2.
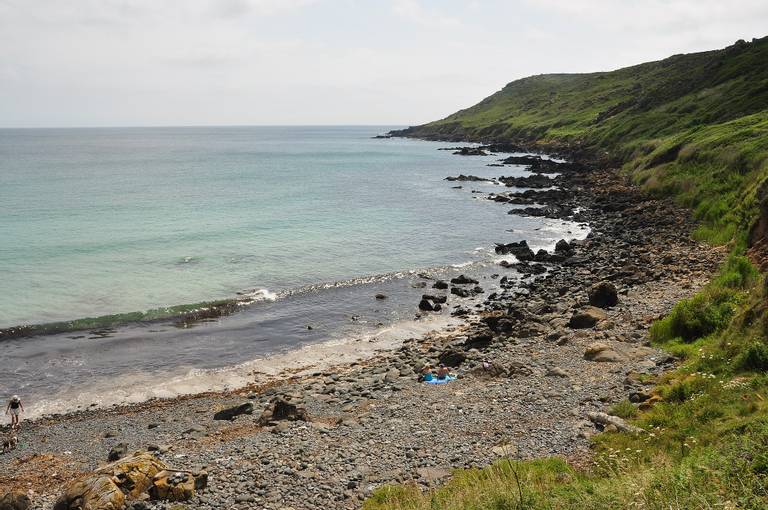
1 150 723 510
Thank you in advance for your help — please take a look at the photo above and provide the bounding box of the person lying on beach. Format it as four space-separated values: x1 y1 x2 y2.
5 396 23 430
418 364 434 382
436 364 450 380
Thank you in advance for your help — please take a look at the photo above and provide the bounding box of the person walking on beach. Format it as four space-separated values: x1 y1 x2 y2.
5 395 23 430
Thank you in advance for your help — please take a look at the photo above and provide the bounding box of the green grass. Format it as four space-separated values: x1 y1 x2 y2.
370 36 768 510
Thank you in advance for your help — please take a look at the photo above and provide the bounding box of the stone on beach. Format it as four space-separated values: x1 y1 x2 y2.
213 402 254 421
568 306 607 328
588 281 619 308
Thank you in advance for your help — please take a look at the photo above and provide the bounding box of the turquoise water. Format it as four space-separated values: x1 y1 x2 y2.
1 126 573 329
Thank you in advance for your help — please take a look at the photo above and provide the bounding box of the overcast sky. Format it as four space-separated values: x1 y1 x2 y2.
0 0 766 128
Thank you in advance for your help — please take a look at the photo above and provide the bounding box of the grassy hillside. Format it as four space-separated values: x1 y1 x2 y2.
371 37 768 509
396 36 768 247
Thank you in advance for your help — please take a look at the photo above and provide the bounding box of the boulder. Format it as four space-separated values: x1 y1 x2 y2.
438 349 466 367
213 402 254 421
0 491 31 510
584 342 624 362
432 280 449 290
554 239 573 254
422 294 447 304
568 307 607 329
588 282 619 308
418 299 435 311
587 412 645 434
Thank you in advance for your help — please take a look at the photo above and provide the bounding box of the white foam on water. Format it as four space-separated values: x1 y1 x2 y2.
240 288 278 304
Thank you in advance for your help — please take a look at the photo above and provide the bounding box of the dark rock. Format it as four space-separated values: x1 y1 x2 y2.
445 174 491 181
422 294 447 304
450 287 470 298
450 274 479 285
554 239 573 254
495 241 535 261
418 299 435 311
452 147 487 156
588 282 619 308
432 280 449 290
375 293 388 300
463 331 494 350
438 349 466 367
213 402 254 421
257 396 309 425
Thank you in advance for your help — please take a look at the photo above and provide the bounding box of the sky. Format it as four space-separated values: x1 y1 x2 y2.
0 0 766 128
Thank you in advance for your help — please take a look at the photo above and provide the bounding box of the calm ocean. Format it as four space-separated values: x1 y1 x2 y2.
0 126 587 415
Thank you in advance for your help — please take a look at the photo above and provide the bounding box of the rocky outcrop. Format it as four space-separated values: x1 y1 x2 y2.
54 452 168 510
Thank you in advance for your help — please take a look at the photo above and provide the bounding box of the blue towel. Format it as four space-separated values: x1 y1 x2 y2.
424 375 456 385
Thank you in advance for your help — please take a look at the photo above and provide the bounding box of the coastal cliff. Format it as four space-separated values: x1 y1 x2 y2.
366 36 768 509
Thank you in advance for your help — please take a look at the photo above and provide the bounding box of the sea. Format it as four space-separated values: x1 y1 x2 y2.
0 126 589 417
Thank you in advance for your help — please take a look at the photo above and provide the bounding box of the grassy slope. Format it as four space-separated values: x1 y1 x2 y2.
369 37 768 509
397 36 768 247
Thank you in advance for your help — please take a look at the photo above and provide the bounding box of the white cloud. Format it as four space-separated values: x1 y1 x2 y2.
392 0 461 28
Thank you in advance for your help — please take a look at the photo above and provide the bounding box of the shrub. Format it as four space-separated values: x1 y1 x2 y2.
666 381 695 402
714 255 759 289
609 400 638 419
650 289 738 343
737 342 768 372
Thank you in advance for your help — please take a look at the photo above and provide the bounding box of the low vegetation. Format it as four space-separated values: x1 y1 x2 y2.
370 36 768 509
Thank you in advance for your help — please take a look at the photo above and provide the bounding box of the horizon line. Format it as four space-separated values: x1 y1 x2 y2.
0 123 411 130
